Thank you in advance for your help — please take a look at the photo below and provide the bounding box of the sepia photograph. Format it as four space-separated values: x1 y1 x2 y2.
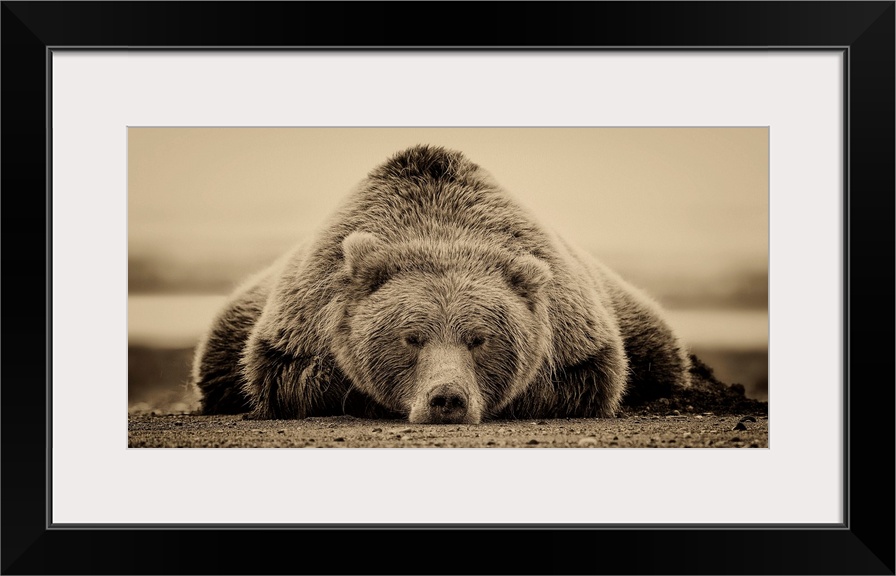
128 127 769 448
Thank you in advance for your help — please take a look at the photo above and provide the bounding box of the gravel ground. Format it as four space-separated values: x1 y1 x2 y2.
128 412 768 448
128 355 768 448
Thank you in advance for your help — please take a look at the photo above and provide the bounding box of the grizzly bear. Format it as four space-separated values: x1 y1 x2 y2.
191 145 691 423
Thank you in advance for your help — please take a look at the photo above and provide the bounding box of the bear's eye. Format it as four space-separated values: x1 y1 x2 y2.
467 335 486 349
403 334 426 348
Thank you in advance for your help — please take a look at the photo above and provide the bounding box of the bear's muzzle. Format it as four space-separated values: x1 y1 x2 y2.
408 344 483 424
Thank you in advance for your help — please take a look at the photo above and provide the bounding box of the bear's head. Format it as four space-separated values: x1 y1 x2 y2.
331 231 554 424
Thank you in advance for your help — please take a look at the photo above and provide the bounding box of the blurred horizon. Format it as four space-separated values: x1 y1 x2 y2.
129 243 768 310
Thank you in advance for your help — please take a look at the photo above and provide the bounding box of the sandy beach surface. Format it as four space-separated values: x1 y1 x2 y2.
128 412 768 448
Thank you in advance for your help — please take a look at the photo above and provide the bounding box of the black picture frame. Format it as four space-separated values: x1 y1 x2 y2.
2 2 893 574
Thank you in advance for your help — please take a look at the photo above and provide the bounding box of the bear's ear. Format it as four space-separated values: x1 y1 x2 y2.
341 232 390 294
504 254 553 305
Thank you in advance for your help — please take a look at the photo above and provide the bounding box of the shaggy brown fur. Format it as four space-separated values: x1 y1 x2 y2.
191 145 691 422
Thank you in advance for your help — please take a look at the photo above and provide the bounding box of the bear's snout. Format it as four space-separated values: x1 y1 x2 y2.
408 344 483 424
426 384 469 424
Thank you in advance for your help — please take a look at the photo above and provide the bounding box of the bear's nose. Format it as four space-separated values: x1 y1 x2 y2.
427 385 469 423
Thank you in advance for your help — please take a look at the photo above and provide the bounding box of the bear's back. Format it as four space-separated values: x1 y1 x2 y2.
330 145 551 259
